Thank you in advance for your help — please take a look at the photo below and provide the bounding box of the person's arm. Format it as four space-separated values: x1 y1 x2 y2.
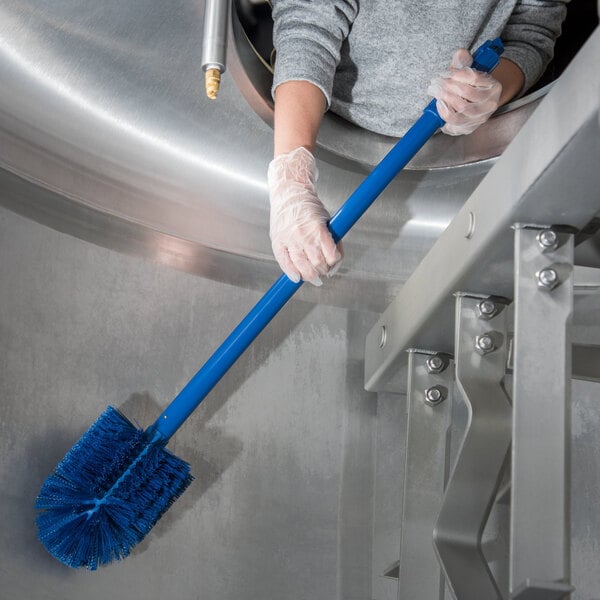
501 1 569 94
267 1 357 284
270 0 358 157
273 80 326 156
494 57 526 106
268 81 339 285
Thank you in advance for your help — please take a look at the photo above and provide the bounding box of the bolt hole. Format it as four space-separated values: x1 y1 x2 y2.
465 212 476 239
379 325 387 349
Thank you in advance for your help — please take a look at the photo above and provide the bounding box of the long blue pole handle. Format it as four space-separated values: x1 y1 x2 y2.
153 38 504 441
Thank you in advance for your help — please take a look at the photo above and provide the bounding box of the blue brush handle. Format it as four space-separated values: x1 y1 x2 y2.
153 38 504 441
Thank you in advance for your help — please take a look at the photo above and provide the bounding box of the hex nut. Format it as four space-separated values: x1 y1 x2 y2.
424 385 446 406
426 355 448 374
537 267 559 290
475 334 496 355
537 229 558 252
476 299 498 320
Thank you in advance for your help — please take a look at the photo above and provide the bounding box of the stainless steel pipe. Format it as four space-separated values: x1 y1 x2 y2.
202 0 230 98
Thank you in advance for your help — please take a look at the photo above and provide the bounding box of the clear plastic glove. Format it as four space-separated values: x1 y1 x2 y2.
427 48 502 136
267 147 343 286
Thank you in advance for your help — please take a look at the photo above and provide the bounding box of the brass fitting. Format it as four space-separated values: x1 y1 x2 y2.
205 68 221 100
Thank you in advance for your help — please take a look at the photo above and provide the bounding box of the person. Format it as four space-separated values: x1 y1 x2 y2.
266 0 569 285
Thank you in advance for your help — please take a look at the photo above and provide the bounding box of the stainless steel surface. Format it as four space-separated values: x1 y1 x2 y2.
365 28 600 392
371 390 407 600
511 580 575 600
4 203 599 598
573 265 600 293
398 352 453 600
0 1 555 314
433 295 512 600
1 2 599 599
202 0 230 72
0 206 378 599
510 228 574 598
572 344 600 382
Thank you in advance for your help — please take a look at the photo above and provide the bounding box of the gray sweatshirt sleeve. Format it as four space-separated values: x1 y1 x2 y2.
271 0 359 107
501 0 569 92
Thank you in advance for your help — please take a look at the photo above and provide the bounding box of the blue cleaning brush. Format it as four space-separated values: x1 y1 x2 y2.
35 39 504 570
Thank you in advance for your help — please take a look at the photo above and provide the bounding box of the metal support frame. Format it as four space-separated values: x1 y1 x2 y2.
572 265 600 382
510 227 575 600
398 350 453 599
364 32 600 600
434 295 512 600
364 29 600 395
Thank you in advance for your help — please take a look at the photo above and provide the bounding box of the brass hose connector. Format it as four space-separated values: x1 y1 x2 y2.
205 68 221 100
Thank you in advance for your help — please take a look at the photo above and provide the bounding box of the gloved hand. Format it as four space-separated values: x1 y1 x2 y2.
267 147 343 285
427 48 502 136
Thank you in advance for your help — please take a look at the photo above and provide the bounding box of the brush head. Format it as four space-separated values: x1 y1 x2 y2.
35 406 193 570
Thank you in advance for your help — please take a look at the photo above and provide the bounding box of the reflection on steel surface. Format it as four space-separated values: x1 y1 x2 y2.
0 0 549 310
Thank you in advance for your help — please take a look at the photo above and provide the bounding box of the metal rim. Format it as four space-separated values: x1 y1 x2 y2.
228 0 551 170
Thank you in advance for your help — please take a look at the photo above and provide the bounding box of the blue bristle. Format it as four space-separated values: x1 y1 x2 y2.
35 406 193 570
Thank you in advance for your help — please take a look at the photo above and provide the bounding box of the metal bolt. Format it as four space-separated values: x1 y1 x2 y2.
475 333 496 355
537 267 559 290
477 299 498 320
426 354 447 374
537 229 558 252
424 385 446 406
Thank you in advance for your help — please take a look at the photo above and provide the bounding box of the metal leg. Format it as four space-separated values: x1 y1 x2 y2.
434 294 512 600
510 227 575 600
398 350 453 600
